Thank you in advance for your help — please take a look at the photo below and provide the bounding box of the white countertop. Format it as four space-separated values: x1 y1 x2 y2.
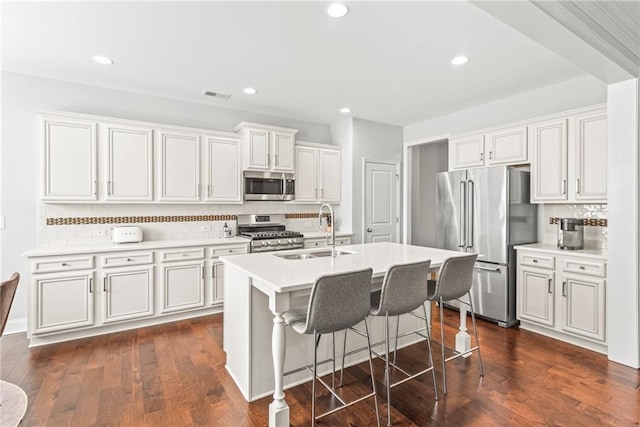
23 236 251 257
220 242 467 294
298 231 353 239
514 243 607 260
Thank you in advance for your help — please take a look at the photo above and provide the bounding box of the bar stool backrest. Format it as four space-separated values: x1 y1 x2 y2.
429 254 478 301
371 261 431 317
0 272 20 337
304 268 373 335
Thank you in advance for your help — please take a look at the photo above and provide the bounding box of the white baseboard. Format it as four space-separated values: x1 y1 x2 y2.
3 318 27 335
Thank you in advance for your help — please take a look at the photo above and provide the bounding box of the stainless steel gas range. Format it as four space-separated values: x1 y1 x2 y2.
237 214 304 253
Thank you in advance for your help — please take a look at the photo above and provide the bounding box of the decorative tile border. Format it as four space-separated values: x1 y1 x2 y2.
47 214 238 226
549 217 607 227
286 212 330 219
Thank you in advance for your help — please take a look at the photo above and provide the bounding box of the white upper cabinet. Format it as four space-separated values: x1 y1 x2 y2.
531 119 568 202
203 134 242 203
157 129 201 202
293 142 341 203
531 106 607 203
41 116 97 201
103 123 153 201
235 122 297 173
449 125 527 170
319 148 341 203
574 111 607 201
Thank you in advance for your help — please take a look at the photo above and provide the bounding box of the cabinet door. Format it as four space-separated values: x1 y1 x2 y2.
448 134 484 170
211 261 224 305
319 149 341 202
295 146 318 202
517 267 555 327
157 130 201 202
272 132 295 172
204 135 242 203
244 129 270 170
561 275 605 341
485 125 528 166
41 117 97 201
161 261 205 313
575 112 607 202
103 266 154 323
105 124 153 201
531 119 568 202
33 271 94 334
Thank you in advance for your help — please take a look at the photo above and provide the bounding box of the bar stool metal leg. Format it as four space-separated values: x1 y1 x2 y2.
439 297 448 395
422 303 439 401
385 313 392 427
364 319 382 427
312 332 319 422
468 291 484 377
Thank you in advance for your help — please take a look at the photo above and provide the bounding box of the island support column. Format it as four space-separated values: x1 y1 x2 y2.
455 295 472 356
269 294 290 427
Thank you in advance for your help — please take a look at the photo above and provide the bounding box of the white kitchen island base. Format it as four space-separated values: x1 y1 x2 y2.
221 242 473 426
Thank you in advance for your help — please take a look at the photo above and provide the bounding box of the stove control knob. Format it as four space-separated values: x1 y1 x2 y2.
261 241 268 246
277 239 284 245
288 239 293 244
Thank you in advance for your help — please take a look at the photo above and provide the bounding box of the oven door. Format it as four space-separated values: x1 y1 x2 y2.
244 172 295 201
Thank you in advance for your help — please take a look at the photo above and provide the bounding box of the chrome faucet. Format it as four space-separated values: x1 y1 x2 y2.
319 203 336 256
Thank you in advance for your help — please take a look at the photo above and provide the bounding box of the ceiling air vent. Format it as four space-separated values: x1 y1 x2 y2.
203 90 232 100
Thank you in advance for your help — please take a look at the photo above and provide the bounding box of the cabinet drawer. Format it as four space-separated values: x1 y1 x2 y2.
32 255 94 273
335 238 351 246
102 252 153 268
519 252 555 269
562 258 606 277
159 248 205 262
211 245 249 257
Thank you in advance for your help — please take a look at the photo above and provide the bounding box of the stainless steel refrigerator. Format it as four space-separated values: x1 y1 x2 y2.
435 165 537 327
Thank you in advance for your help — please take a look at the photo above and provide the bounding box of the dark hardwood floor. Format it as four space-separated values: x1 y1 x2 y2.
2 306 639 426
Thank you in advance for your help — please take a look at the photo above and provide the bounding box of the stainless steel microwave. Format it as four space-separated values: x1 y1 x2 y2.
244 171 295 201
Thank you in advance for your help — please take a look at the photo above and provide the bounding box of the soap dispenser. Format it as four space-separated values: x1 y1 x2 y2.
222 222 232 238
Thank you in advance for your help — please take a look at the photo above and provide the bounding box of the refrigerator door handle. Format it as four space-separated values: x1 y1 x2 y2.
459 180 466 248
474 264 501 273
466 180 474 249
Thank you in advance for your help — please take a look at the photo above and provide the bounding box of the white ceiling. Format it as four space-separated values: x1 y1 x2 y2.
1 1 589 127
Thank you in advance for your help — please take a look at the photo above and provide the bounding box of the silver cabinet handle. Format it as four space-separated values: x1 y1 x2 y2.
314 188 317 199
466 180 474 248
103 276 108 292
458 180 466 248
202 266 205 279
548 278 552 294
489 151 493 160
89 278 93 293
579 265 585 270
93 180 97 196
480 152 484 162
107 181 113 196
275 153 279 166
126 258 132 262
367 228 372 232
282 173 286 200
576 178 580 194
532 259 538 263
321 188 324 199
474 265 501 272
562 281 567 297
208 184 212 198
212 266 216 278
562 179 566 195
61 262 69 267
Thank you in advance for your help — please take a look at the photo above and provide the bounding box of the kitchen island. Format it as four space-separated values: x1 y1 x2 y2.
220 242 469 427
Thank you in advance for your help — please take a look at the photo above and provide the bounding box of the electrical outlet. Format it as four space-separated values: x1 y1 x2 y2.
200 225 212 232
93 229 106 237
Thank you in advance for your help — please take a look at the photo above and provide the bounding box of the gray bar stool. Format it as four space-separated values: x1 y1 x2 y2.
427 253 483 395
343 260 438 427
283 268 380 425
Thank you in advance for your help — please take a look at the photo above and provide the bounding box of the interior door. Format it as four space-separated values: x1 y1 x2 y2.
364 160 398 243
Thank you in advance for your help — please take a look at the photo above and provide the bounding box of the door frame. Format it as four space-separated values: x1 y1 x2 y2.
402 133 452 244
362 158 401 243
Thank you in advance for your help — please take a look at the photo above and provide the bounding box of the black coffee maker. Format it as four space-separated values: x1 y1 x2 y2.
557 218 584 250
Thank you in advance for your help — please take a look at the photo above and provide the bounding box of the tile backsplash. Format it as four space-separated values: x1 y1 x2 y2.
40 203 332 247
538 204 608 249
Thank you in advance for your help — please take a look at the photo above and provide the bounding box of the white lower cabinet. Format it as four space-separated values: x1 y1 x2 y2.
26 240 250 346
102 265 154 323
161 259 206 313
32 270 95 335
516 248 606 351
303 236 351 249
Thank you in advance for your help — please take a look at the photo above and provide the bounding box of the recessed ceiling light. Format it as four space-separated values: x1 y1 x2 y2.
451 56 469 65
93 55 113 65
340 107 351 114
327 3 349 18
243 87 257 95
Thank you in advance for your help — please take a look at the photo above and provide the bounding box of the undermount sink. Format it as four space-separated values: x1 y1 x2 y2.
275 250 353 260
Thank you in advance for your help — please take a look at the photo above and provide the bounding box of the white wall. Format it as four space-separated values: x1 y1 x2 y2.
411 142 448 247
607 78 639 368
404 75 607 141
350 118 403 243
0 71 332 332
